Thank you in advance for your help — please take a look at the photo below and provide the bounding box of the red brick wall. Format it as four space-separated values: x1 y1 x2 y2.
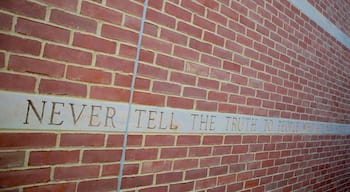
1 0 350 191
308 0 350 37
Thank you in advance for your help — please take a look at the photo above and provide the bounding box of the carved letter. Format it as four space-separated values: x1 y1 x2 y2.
200 115 208 130
159 111 167 129
23 100 46 124
89 105 101 127
49 102 64 125
70 103 86 125
209 115 216 130
147 110 157 129
191 114 199 130
170 112 177 130
104 107 116 128
135 109 146 128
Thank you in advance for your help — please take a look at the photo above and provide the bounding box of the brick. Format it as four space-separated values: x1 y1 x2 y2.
160 28 188 45
102 163 139 176
101 24 138 44
60 133 104 147
204 31 224 46
185 168 207 180
219 103 237 113
196 100 218 112
39 0 78 11
173 159 198 170
208 91 228 102
213 146 232 155
177 135 201 146
138 64 168 80
139 186 168 192
228 182 244 191
167 96 194 109
9 55 65 78
96 54 133 73
0 133 56 149
122 175 153 189
223 61 241 73
0 34 41 56
0 151 25 169
83 149 122 163
181 0 205 15
145 135 175 146
200 156 221 167
189 38 213 54
245 179 259 189
29 150 79 166
0 12 13 30
209 166 228 176
193 15 216 32
152 81 181 95
170 71 196 85
146 8 176 28
106 0 143 17
44 44 92 65
0 73 36 93
81 1 122 25
90 86 130 102
24 183 76 192
218 173 236 185
161 147 187 158
73 32 116 53
0 0 45 19
133 91 165 106
237 171 253 181
232 145 249 154
213 47 232 60
169 181 194 192
156 172 183 184
165 2 191 22
39 79 87 97
195 177 217 190
0 52 3 68
77 178 116 192
126 148 158 161
141 160 172 173
107 134 143 147
222 155 239 164
119 44 155 63
201 54 221 67
50 9 97 33
16 18 70 43
183 87 207 99
198 78 219 90
203 135 223 145
156 54 185 70
142 36 172 54
177 21 202 38
66 66 111 84
0 168 50 188
54 165 99 180
189 147 212 157
242 135 258 144
186 62 210 76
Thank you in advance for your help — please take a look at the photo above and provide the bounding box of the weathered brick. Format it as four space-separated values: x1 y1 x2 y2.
9 55 65 78
0 168 50 188
90 86 130 102
44 44 92 65
0 12 13 30
0 0 46 19
83 149 122 163
0 133 56 149
141 160 172 173
81 1 122 25
39 79 87 97
121 175 153 189
54 165 99 180
29 150 79 166
102 163 139 176
16 18 70 43
66 66 112 84
73 32 116 53
50 9 97 33
24 183 76 192
0 151 25 169
156 172 183 184
145 135 175 146
0 73 36 93
0 34 41 56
